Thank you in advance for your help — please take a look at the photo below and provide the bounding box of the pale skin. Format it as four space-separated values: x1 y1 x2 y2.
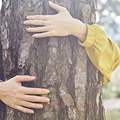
24 1 87 42
0 76 50 114
0 1 87 115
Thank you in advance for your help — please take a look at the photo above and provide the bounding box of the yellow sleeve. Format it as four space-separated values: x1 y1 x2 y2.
0 80 3 82
78 24 120 83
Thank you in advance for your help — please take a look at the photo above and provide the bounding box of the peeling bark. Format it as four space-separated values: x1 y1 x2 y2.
0 0 105 120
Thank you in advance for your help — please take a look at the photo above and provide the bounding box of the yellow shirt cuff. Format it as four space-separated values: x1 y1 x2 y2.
78 24 115 84
103 72 112 84
78 24 95 47
0 80 3 82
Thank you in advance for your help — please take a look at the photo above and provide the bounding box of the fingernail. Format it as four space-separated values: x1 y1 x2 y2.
26 28 29 31
46 90 50 93
47 98 50 102
30 110 34 114
24 21 28 24
31 76 36 79
32 35 36 38
49 1 52 3
27 16 31 19
39 104 43 108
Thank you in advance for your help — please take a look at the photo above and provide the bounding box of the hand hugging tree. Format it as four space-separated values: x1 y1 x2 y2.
0 0 105 120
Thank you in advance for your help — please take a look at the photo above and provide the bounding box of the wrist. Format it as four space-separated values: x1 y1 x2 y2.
72 18 87 43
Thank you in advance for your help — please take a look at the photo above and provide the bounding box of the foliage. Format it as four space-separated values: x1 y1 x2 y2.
103 67 120 99
97 0 120 99
98 2 120 120
97 0 120 45
106 109 120 120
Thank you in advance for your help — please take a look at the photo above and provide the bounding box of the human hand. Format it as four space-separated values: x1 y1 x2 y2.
24 1 87 41
0 75 50 114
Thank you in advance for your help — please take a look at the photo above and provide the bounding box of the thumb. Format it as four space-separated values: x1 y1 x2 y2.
49 1 64 12
13 75 36 82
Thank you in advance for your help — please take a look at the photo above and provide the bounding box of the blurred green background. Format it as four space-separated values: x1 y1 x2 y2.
97 0 120 119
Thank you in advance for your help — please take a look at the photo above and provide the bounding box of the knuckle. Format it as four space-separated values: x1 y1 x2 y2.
25 102 29 107
33 104 37 108
14 105 17 109
13 99 19 105
35 97 39 101
23 109 27 113
32 89 37 94
27 103 32 107
14 106 18 110
62 7 67 11
15 75 20 79
37 15 40 19
15 94 22 99
14 105 20 110
15 94 20 99
17 87 23 93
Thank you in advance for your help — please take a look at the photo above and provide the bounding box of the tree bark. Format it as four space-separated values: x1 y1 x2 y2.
0 0 105 120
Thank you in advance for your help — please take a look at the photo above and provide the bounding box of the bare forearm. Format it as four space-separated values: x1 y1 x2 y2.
72 18 87 43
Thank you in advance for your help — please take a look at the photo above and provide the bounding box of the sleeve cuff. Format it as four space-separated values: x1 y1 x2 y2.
78 24 96 47
0 80 3 82
103 72 112 84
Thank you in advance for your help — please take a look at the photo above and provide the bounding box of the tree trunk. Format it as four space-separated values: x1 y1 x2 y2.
0 0 105 120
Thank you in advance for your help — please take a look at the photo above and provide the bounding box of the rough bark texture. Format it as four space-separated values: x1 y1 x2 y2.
0 0 105 120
